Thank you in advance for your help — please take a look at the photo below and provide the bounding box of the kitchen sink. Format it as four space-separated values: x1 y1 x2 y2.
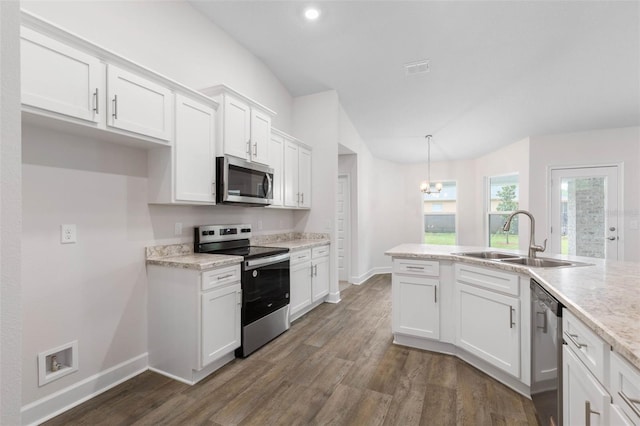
453 251 521 260
498 257 575 268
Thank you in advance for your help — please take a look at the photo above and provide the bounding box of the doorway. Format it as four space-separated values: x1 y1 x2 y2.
549 166 620 260
337 175 351 283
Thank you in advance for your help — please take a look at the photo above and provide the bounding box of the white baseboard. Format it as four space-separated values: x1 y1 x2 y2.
350 267 391 285
326 291 341 304
21 353 148 426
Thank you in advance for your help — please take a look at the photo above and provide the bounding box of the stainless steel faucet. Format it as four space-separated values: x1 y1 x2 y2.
502 210 547 258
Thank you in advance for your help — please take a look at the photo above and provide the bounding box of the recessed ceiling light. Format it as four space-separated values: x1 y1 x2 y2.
304 7 321 21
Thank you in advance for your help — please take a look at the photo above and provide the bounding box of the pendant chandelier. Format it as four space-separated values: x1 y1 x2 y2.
420 135 442 194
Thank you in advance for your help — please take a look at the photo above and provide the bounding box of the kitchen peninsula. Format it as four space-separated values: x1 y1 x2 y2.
386 244 640 425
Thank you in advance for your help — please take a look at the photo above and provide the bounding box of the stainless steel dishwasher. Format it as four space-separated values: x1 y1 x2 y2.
531 279 564 426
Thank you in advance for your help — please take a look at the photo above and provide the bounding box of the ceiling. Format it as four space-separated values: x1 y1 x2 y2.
189 1 640 163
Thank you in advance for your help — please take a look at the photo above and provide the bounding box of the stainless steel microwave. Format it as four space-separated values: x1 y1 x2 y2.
216 156 273 206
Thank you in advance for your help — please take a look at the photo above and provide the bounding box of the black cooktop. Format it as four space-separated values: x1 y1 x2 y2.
206 245 289 260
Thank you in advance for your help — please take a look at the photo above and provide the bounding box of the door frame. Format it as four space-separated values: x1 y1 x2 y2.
337 174 351 283
547 163 623 260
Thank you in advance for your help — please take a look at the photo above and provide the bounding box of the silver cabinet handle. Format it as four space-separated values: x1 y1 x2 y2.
297 255 306 259
236 290 242 305
619 392 640 417
314 264 318 276
217 274 234 281
112 95 118 119
310 264 314 277
406 266 425 270
93 88 99 114
536 311 548 334
212 182 216 196
566 333 587 349
301 193 304 204
253 143 257 156
509 306 515 328
434 286 437 303
585 401 600 426
607 236 617 241
246 140 251 155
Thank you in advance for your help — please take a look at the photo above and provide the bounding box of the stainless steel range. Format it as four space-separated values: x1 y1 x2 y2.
194 224 290 357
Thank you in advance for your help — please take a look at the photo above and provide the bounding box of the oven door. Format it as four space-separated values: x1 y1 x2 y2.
242 254 290 325
217 156 273 206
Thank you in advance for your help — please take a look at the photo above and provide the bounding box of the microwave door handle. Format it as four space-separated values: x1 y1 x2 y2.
263 173 272 198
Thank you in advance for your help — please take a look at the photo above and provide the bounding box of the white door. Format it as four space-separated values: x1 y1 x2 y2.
200 284 241 368
21 27 102 123
107 64 172 141
222 95 251 160
174 95 216 203
290 261 312 316
456 283 520 377
337 176 350 282
298 146 312 208
312 256 330 301
392 275 440 340
550 166 619 260
269 133 285 206
250 109 271 165
283 140 299 207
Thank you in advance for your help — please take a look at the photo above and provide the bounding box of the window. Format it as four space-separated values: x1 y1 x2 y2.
487 174 519 248
423 181 457 245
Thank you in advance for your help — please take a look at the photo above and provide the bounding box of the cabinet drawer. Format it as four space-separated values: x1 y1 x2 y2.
455 263 519 296
202 264 241 291
290 249 312 265
393 259 439 277
312 245 330 259
563 309 607 384
611 351 640 423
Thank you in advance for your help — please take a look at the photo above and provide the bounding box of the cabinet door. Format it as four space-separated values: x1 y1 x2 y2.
201 284 241 368
298 146 312 208
283 140 299 207
312 256 330 302
456 283 520 377
21 27 102 123
174 95 216 203
107 64 172 141
290 261 312 316
393 275 440 340
269 134 284 206
222 95 251 160
563 345 610 426
250 109 271 165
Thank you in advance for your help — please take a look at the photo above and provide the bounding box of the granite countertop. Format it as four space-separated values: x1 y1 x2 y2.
386 243 640 371
145 234 330 271
145 243 242 271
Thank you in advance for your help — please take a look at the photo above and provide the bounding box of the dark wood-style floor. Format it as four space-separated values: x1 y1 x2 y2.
45 274 539 425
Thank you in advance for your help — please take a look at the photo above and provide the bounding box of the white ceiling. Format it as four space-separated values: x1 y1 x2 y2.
189 1 640 163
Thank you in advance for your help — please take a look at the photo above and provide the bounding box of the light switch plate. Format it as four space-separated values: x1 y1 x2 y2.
61 224 76 244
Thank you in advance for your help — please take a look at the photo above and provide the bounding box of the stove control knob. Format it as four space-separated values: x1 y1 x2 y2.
208 231 215 235
201 231 207 236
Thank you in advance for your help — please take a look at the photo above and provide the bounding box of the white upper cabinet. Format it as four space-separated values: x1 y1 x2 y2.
200 85 275 166
269 132 285 207
21 27 102 124
283 138 312 209
174 94 216 204
222 94 252 159
106 65 172 141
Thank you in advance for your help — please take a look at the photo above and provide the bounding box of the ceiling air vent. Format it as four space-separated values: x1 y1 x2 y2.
404 59 430 76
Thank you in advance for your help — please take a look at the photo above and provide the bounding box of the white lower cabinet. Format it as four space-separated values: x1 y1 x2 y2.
147 263 242 384
563 344 610 426
456 282 520 377
289 245 330 321
392 274 439 340
455 264 521 378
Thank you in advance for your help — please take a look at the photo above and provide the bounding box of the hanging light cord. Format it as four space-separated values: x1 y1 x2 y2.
426 135 432 186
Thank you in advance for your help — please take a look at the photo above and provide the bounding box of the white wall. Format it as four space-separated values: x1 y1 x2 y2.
529 126 640 261
1 1 23 423
18 0 298 415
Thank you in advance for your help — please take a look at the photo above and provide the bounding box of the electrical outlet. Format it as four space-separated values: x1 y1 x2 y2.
174 222 183 236
61 224 76 244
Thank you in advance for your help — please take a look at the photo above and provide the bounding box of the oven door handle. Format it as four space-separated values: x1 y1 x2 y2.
245 253 290 270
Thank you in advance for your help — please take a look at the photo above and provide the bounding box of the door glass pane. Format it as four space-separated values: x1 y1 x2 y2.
561 176 606 258
424 181 456 245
